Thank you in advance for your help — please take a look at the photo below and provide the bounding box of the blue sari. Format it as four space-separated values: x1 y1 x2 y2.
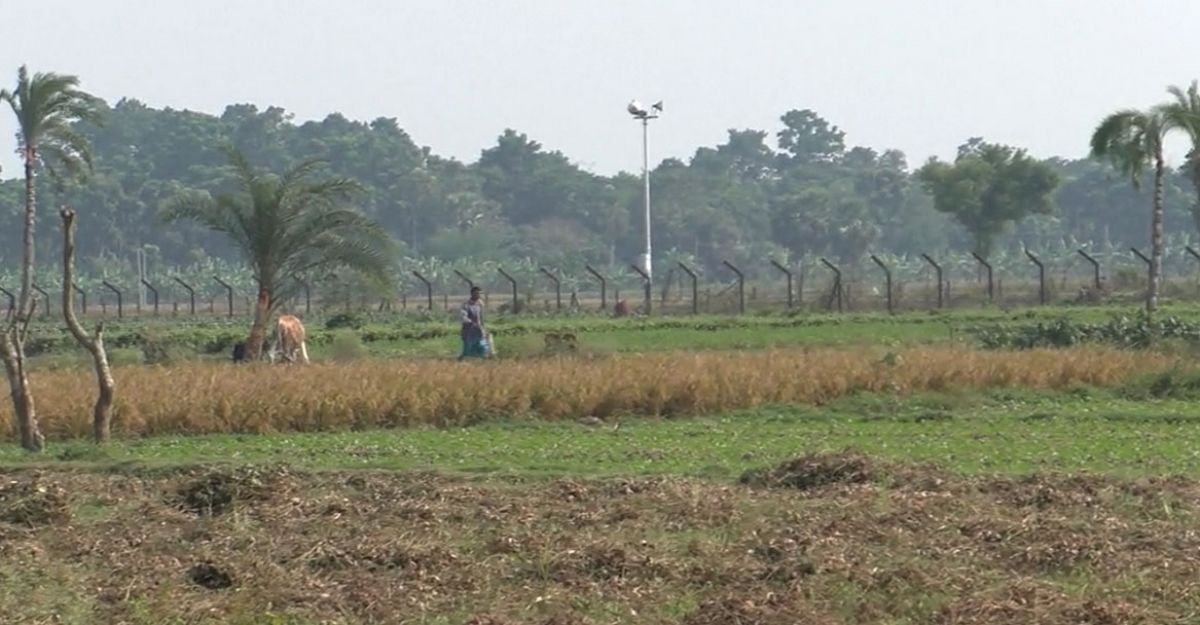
459 298 488 359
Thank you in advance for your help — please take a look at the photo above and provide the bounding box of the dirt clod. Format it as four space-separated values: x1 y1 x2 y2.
0 477 71 526
739 451 874 491
187 562 233 590
173 467 284 516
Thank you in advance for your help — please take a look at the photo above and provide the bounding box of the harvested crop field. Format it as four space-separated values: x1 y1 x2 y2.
1 346 1177 439
3 455 1199 624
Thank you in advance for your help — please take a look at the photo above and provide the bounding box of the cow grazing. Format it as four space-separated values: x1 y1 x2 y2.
268 314 309 364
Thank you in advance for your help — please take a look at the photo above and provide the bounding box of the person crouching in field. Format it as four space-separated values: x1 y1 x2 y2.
459 286 491 359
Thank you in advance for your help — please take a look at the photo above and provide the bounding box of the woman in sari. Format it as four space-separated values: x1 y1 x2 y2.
459 286 489 359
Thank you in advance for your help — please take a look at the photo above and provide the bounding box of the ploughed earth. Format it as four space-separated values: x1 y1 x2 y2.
2 453 1198 624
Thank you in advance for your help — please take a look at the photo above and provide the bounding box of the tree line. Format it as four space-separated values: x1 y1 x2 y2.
3 87 1200 286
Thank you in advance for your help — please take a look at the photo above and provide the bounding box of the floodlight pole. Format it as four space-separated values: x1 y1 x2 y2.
630 103 660 314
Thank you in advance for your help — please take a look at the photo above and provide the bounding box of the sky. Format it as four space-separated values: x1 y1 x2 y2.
2 0 1199 179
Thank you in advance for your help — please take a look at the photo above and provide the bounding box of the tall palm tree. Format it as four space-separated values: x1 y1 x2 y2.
0 65 103 451
1159 80 1200 230
168 147 395 360
1090 109 1168 313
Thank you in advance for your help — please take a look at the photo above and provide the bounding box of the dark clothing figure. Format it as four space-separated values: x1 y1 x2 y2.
459 288 488 359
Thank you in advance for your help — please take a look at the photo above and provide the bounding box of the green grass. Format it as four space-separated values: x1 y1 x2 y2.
8 388 1200 478
30 301 1200 366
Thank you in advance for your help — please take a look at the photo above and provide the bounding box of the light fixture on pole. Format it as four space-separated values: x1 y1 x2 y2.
627 99 662 314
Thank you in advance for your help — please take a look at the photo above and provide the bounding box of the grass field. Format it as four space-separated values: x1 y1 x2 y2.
4 304 1200 623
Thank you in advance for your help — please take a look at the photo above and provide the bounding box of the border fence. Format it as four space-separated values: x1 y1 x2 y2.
6 247 1200 320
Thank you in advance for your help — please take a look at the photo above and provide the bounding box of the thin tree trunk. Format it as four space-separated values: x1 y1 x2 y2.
1149 151 1165 314
60 208 116 444
244 285 272 361
19 158 35 316
1 331 44 451
2 152 45 451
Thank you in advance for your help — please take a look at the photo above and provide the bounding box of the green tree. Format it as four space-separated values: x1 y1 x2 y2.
167 147 395 360
777 109 845 166
916 139 1059 258
1160 80 1200 232
0 65 103 451
1090 110 1168 313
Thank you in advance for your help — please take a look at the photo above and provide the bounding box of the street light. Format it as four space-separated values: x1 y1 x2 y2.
627 99 663 314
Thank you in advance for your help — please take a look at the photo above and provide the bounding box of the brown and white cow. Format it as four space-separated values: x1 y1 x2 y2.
268 314 309 364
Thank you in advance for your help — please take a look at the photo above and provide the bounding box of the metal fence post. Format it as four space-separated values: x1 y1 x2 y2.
539 267 562 311
1131 247 1153 296
1024 249 1046 305
769 259 794 309
920 253 944 309
72 283 87 315
140 279 159 315
172 277 196 315
677 262 699 315
970 252 994 303
585 265 607 311
819 258 843 312
412 271 434 311
1076 249 1102 291
213 276 235 318
29 283 51 319
722 260 745 314
101 280 123 319
630 264 651 314
453 269 475 291
870 255 894 314
497 268 518 313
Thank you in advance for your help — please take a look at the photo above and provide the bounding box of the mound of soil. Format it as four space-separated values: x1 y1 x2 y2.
187 562 234 590
173 467 288 516
739 451 874 491
0 477 70 527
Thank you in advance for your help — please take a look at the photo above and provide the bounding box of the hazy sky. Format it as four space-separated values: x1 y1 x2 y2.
3 0 1199 179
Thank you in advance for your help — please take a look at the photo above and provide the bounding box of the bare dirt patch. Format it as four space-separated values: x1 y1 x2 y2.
2 461 1200 624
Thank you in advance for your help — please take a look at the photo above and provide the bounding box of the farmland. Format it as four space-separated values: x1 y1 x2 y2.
4 304 1200 624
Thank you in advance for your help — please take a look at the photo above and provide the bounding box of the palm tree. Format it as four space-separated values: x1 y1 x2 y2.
0 65 103 451
168 147 395 360
1090 109 1168 313
1159 80 1200 230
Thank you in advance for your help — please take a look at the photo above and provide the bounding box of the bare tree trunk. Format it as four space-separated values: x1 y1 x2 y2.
60 208 116 444
1149 150 1165 314
243 285 272 361
1 330 44 451
2 152 45 451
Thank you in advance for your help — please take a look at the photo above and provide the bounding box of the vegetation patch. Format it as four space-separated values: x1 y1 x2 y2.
172 467 287 516
0 476 71 527
739 451 875 491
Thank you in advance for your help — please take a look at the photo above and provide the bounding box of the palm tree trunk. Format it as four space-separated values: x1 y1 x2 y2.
1149 151 1166 314
244 284 272 361
19 158 35 317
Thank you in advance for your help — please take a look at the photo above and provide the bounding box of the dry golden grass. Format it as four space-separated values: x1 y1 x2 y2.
0 346 1178 439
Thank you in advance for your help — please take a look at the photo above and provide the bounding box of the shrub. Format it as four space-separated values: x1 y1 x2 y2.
325 312 366 331
969 313 1200 350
